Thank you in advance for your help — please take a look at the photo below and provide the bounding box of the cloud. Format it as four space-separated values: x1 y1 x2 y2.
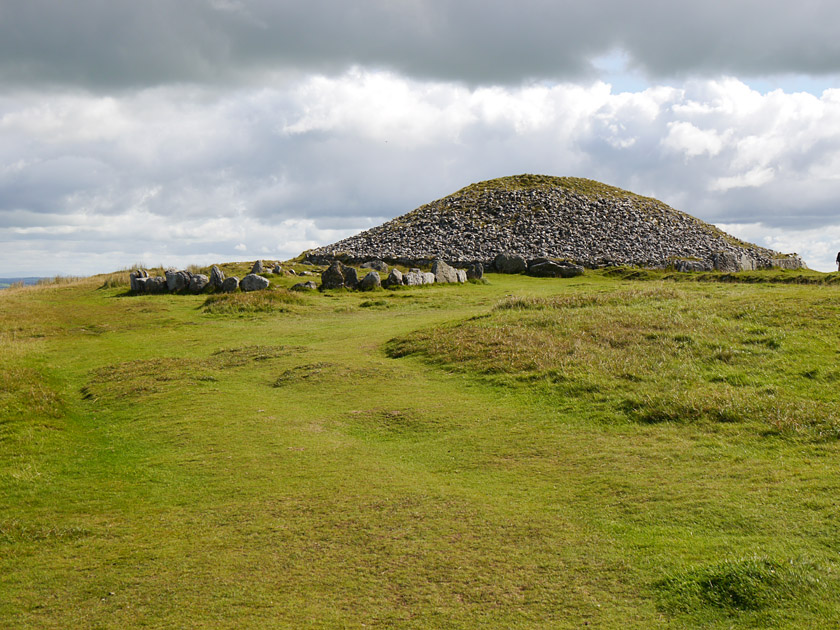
662 122 727 158
2 1 840 90
4 70 840 274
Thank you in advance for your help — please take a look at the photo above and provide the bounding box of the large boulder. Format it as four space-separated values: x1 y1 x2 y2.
422 272 436 285
321 261 348 290
132 276 149 293
344 266 359 290
528 260 584 278
403 269 425 286
711 251 757 272
251 260 265 274
291 280 318 291
221 277 239 293
146 276 168 293
209 265 225 288
771 256 805 270
240 274 270 292
129 269 149 292
361 260 389 273
165 269 192 292
432 259 458 283
455 269 467 283
189 274 210 293
466 262 484 280
673 259 710 272
359 271 381 291
494 252 527 274
384 268 403 288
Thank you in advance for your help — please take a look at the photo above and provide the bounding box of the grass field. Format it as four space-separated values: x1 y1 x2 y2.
1 264 839 628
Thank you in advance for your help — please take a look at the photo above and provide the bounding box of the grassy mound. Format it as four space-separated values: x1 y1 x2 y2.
387 285 840 441
655 556 823 616
202 288 305 314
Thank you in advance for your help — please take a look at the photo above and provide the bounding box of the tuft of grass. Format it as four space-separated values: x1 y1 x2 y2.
655 556 822 614
359 299 390 308
0 520 92 544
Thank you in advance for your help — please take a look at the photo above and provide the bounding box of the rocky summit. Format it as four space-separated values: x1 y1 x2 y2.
306 174 803 271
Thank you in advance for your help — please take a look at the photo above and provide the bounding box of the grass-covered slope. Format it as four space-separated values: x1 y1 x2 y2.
2 266 840 628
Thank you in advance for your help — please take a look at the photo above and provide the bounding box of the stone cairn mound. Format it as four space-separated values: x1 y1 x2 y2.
305 174 804 273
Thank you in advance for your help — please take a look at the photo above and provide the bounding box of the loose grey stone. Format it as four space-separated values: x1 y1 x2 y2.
432 259 458 283
240 273 270 292
273 263 283 274
189 274 210 293
422 272 436 284
303 175 803 272
359 271 381 291
251 260 264 274
221 276 239 293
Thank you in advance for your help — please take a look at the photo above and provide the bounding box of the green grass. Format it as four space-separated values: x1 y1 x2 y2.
1 270 840 628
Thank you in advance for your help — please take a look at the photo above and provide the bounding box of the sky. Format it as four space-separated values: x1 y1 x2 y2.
3 0 840 275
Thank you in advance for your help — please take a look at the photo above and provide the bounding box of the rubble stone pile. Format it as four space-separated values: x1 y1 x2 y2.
306 175 803 272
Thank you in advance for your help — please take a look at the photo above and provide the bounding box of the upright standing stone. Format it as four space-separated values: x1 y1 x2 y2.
321 261 347 290
129 269 149 292
210 265 225 288
165 269 192 292
251 260 264 274
343 266 359 290
432 259 458 283
384 268 403 287
466 263 484 280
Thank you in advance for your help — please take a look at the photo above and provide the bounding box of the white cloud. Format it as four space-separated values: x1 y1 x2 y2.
710 167 776 192
662 121 727 158
5 71 840 274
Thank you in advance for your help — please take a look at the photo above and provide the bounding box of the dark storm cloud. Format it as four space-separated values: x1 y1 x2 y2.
2 0 840 89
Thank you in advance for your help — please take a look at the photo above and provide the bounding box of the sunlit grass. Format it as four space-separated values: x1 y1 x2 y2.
2 269 840 628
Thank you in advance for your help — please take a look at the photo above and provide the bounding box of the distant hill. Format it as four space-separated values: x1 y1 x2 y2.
0 277 43 290
307 174 802 271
